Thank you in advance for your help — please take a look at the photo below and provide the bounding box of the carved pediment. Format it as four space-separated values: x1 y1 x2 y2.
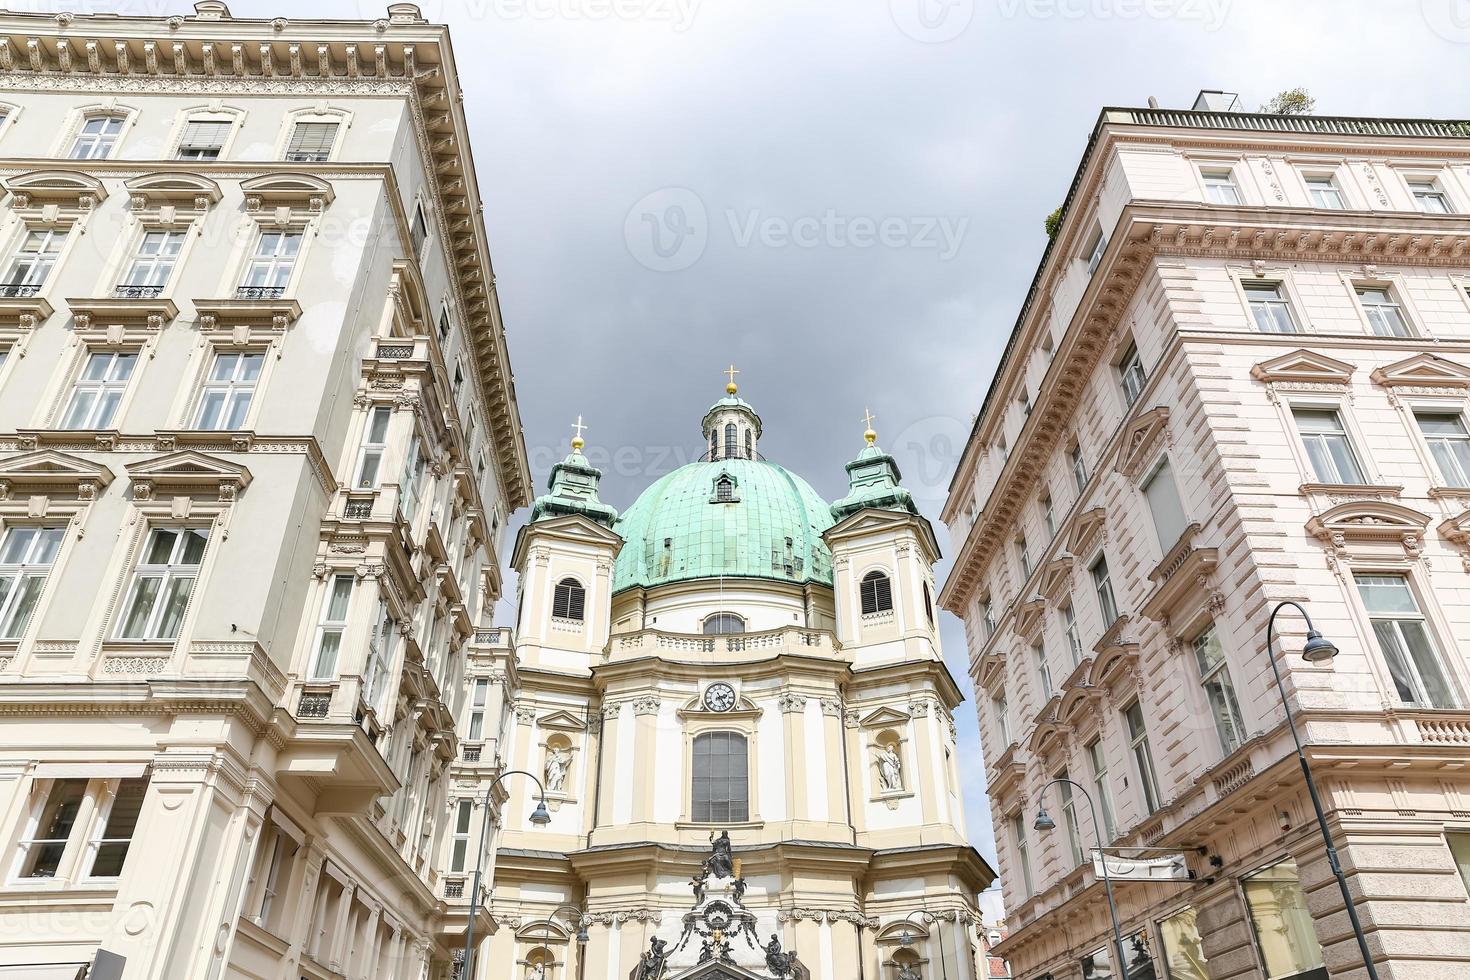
1139 529 1221 624
124 450 252 500
2 169 108 212
1067 508 1107 557
123 171 223 215
0 449 113 497
1115 407 1171 480
1013 595 1046 639
1028 708 1068 761
976 651 1007 695
1089 639 1140 692
1038 556 1074 601
1306 500 1430 558
1058 685 1102 727
240 172 335 213
536 709 586 732
1250 349 1355 386
1370 353 1470 390
858 705 912 729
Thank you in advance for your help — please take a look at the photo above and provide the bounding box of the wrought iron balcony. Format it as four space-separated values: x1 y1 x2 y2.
297 690 331 719
375 343 416 359
114 284 165 299
343 498 375 519
0 282 40 298
235 285 287 300
462 744 482 763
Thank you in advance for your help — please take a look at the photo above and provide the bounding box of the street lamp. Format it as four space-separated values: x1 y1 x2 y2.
896 909 950 980
1265 601 1379 980
1033 776 1129 980
461 769 552 980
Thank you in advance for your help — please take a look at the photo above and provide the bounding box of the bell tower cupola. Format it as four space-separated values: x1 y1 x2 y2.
702 364 762 461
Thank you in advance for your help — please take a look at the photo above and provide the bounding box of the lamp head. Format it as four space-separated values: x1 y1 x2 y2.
898 928 914 947
529 800 551 826
576 925 590 945
1033 807 1056 832
1301 628 1338 663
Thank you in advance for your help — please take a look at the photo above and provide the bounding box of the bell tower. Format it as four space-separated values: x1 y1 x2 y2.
702 365 763 461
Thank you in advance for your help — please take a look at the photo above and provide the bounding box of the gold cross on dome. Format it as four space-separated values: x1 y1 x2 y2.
724 364 740 393
570 415 587 448
862 407 878 445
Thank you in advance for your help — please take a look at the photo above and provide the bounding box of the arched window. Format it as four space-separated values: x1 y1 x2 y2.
714 475 735 502
861 571 893 615
702 613 746 635
724 422 737 460
744 429 753 459
923 582 934 625
710 430 718 460
551 578 585 621
692 731 748 821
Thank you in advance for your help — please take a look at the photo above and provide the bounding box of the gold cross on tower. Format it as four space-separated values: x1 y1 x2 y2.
570 415 587 451
724 364 740 394
861 407 878 445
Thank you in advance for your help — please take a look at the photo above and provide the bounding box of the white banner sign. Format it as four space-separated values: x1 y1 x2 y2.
1092 851 1190 882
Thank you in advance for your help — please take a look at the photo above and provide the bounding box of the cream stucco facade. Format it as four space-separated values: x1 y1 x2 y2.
0 5 530 979
942 94 1470 980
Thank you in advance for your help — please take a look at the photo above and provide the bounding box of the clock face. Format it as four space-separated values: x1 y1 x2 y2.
703 683 737 712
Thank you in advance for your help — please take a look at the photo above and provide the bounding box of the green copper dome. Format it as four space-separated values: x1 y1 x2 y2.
612 458 834 593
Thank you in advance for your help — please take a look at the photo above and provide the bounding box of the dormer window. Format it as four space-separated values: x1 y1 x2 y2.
552 578 585 622
714 475 735 502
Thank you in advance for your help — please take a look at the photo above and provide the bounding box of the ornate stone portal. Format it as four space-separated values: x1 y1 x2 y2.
631 834 810 980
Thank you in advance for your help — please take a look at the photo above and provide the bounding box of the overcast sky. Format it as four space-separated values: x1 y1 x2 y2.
49 0 1470 921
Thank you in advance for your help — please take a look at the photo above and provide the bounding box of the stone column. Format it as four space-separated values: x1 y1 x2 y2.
630 695 660 826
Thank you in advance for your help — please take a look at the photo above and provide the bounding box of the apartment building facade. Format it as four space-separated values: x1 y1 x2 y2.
0 5 530 979
941 94 1470 980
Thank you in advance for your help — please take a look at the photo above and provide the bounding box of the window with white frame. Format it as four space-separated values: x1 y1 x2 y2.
411 202 429 258
117 527 208 641
1011 812 1034 896
175 117 232 160
68 114 125 160
1084 224 1107 274
1192 623 1246 756
1069 444 1088 493
1407 177 1452 214
60 351 138 429
1292 407 1367 484
1142 457 1189 552
13 776 149 880
285 121 339 162
691 731 748 822
1417 410 1470 488
194 351 264 430
1016 532 1032 580
1125 701 1161 813
0 526 64 639
354 406 393 489
1091 554 1118 626
1242 280 1300 333
310 574 354 679
449 799 473 872
1304 173 1346 209
861 571 894 615
85 777 148 877
117 230 185 296
1061 600 1082 665
1118 340 1147 407
398 432 425 521
239 230 301 297
1033 642 1052 700
363 599 394 710
552 578 586 621
980 594 995 638
1356 573 1455 708
1201 168 1241 205
995 695 1011 745
1041 491 1056 538
253 821 298 927
1354 285 1411 338
1058 770 1083 866
438 308 451 343
466 678 489 741
2 228 66 295
1087 736 1117 840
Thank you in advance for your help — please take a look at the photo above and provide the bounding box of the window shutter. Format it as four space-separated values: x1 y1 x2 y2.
287 122 339 161
180 119 231 151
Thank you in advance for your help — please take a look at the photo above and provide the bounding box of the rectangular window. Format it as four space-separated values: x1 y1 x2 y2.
1243 280 1300 333
311 575 354 679
1242 859 1326 979
239 231 301 296
1304 174 1345 209
1408 178 1451 214
411 203 429 258
438 308 451 343
1356 573 1455 708
1119 340 1147 407
1091 555 1118 626
1143 458 1189 552
1087 737 1117 841
1192 623 1246 756
450 800 473 872
1084 225 1107 274
1293 407 1366 484
16 778 86 878
118 230 185 295
1201 168 1241 205
995 695 1011 746
175 119 231 160
1058 771 1083 867
1125 701 1161 813
1355 285 1411 337
194 351 264 430
256 825 297 925
1011 813 1034 896
466 678 489 741
61 351 138 430
398 433 425 521
86 777 147 877
1062 601 1082 665
117 527 208 641
1417 411 1470 488
355 406 394 489
1080 945 1113 980
1070 445 1088 493
691 731 748 822
285 121 339 163
1041 491 1056 538
981 597 996 639
3 228 66 293
363 599 393 710
1449 833 1470 899
69 115 124 160
1016 533 1032 580
1158 906 1210 980
0 526 64 639
1033 642 1052 700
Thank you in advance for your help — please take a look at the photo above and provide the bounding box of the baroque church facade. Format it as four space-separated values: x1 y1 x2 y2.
477 381 994 979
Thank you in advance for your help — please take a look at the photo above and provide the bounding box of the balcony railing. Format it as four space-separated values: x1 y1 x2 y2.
343 498 375 519
443 877 465 899
0 282 40 298
613 624 836 658
114 284 165 299
235 285 287 300
462 744 481 763
298 690 331 719
375 343 416 359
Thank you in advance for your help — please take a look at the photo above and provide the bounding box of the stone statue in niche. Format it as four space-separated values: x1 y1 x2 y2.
877 743 904 792
545 746 571 794
896 963 922 980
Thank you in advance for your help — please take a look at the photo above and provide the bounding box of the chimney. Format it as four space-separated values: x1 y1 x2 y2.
1192 90 1242 112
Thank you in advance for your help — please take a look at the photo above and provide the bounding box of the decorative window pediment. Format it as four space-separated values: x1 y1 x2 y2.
193 297 302 340
1089 634 1140 692
125 450 252 502
1370 353 1470 390
1013 595 1046 639
858 705 911 729
1306 500 1430 560
123 172 223 221
1440 510 1470 571
1250 348 1356 386
1038 556 1073 601
1 169 108 215
1115 406 1171 480
0 449 113 499
1068 507 1107 557
1058 684 1103 727
1138 528 1222 625
977 650 1006 695
1028 709 1068 763
67 295 180 344
536 709 586 731
240 172 335 215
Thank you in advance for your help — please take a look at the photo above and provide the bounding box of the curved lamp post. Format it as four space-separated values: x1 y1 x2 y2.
896 909 951 980
1033 776 1129 980
461 769 551 979
1265 601 1380 980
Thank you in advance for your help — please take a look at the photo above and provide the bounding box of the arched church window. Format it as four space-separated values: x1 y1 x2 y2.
691 731 748 822
724 422 737 459
702 613 745 635
552 578 585 621
744 429 753 459
923 582 934 625
714 475 735 502
710 430 718 461
861 571 893 615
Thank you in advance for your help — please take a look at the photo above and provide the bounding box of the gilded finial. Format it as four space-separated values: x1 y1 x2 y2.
861 407 878 445
724 363 740 395
570 415 587 452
